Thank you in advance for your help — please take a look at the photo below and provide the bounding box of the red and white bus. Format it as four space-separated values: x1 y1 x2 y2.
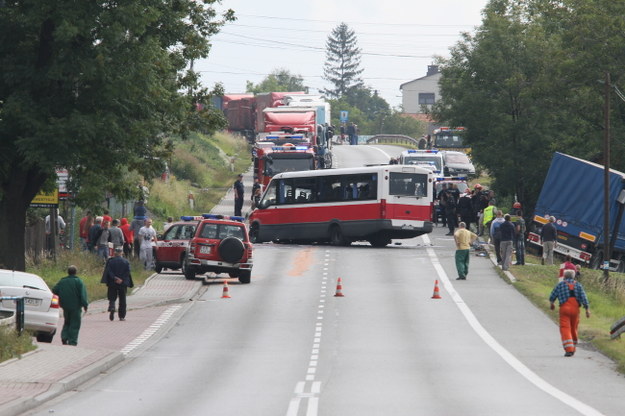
247 165 434 247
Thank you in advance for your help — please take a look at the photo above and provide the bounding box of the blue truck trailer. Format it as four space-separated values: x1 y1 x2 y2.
527 152 625 271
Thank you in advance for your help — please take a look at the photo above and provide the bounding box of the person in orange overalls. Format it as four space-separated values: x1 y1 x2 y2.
549 269 590 357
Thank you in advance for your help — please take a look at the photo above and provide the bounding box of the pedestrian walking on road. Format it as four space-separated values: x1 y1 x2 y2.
234 173 244 217
541 215 558 265
549 269 590 357
101 247 134 321
454 222 478 280
52 266 89 346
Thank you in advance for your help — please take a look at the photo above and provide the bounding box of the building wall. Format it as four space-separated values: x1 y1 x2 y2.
401 73 442 114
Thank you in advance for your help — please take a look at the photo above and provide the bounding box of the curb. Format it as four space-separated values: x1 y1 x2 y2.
0 351 123 416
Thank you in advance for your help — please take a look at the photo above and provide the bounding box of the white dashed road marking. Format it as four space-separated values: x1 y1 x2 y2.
120 305 182 356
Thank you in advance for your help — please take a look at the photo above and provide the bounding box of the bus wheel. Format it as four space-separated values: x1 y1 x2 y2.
369 237 391 248
330 225 346 246
249 223 262 243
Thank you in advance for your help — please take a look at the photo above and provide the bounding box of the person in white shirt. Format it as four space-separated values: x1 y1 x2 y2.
138 218 157 270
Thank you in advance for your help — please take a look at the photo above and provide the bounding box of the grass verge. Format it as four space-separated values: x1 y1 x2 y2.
510 253 625 373
0 326 36 362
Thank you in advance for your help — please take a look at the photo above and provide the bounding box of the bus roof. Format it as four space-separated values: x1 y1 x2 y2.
270 165 433 181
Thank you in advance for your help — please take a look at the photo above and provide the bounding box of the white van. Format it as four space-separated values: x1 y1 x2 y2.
399 149 444 175
442 151 476 176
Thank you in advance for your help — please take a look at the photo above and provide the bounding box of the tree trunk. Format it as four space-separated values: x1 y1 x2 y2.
0 164 47 271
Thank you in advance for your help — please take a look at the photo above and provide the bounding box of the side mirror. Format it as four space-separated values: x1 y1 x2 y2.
258 200 270 209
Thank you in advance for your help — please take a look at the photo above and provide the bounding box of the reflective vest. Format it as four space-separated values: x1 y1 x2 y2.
483 205 496 225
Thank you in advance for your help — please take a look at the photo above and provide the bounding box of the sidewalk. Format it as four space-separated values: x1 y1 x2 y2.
0 172 258 416
0 272 203 416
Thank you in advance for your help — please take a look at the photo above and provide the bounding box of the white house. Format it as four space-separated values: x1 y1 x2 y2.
399 65 441 115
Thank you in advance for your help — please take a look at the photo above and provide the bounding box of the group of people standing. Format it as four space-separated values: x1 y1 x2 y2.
77 202 158 271
437 183 497 237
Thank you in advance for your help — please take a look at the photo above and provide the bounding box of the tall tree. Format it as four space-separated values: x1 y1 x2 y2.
0 0 233 270
435 0 625 215
433 0 564 213
323 22 364 99
246 68 308 94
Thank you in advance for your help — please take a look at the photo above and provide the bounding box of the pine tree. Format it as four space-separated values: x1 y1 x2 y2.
323 23 364 99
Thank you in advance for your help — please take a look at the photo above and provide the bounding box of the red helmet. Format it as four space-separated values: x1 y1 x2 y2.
513 202 521 208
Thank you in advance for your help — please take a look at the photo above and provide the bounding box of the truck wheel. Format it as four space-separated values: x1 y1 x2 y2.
155 263 163 274
219 237 245 263
590 251 603 270
239 270 251 284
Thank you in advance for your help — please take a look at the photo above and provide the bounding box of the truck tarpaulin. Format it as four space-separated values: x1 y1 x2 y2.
263 111 315 133
535 152 625 250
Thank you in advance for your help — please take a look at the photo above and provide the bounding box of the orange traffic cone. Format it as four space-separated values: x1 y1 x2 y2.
334 277 345 297
221 281 231 299
431 280 442 299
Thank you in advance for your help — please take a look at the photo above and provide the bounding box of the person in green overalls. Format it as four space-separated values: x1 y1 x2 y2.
52 265 89 346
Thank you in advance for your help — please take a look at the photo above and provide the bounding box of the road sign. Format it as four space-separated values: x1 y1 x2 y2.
31 189 59 208
340 110 349 123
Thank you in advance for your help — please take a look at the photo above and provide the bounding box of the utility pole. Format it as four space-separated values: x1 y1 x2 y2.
603 71 611 282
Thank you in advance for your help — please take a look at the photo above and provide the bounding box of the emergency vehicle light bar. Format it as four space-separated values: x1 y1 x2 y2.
180 216 204 221
271 146 309 151
406 149 439 154
201 213 245 222
435 176 467 181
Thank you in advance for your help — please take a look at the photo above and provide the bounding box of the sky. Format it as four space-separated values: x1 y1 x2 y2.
198 0 491 109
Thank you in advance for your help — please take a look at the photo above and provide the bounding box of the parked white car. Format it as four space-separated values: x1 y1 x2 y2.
0 269 60 342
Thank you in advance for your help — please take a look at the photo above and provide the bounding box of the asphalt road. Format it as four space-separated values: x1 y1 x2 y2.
25 145 625 416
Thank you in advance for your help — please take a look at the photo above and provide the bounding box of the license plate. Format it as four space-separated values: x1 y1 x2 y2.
24 298 42 307
200 246 211 254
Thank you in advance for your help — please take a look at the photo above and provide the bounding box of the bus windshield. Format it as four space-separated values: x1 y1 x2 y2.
389 172 428 197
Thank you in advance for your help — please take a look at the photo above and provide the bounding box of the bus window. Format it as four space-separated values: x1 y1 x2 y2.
259 181 278 208
389 172 428 197
292 177 316 203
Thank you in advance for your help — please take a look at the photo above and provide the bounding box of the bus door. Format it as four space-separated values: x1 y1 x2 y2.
386 169 430 221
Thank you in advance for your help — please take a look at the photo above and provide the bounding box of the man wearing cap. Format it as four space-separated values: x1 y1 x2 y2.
101 247 134 321
234 173 244 216
541 215 558 265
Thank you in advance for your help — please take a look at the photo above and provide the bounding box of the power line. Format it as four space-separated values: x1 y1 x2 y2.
217 32 435 58
236 13 478 28
227 22 464 38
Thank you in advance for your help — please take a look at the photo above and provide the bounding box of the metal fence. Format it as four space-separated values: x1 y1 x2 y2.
365 134 419 147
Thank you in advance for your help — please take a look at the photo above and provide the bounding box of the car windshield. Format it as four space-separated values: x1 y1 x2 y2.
445 153 471 164
402 156 442 171
0 272 48 291
199 224 245 240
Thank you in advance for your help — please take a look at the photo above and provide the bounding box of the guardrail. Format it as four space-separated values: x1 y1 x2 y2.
365 134 420 147
0 297 25 335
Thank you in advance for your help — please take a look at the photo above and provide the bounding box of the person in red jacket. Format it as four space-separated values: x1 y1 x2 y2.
120 218 134 258
78 210 93 251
